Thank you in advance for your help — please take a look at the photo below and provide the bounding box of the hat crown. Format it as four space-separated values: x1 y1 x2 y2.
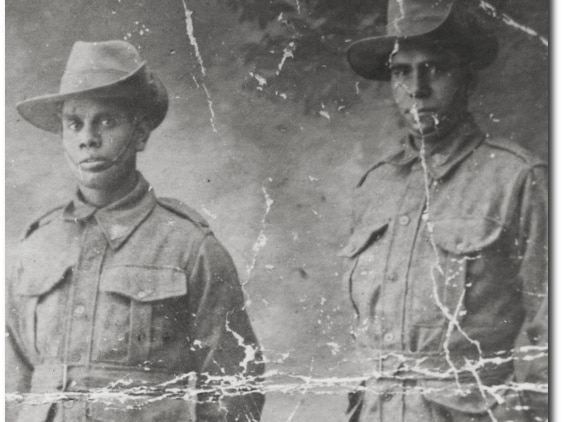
16 40 169 133
386 0 454 36
61 41 145 93
346 0 498 80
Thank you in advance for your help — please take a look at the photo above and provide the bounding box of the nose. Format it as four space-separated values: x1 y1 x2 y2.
408 69 431 99
79 124 101 149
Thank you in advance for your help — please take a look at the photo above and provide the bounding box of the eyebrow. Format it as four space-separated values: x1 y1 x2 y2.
61 112 79 120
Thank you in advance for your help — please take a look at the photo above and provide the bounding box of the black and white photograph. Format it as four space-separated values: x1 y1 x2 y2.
5 0 549 421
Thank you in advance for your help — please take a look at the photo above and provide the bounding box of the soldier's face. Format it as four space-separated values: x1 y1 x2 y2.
61 97 148 192
389 42 471 138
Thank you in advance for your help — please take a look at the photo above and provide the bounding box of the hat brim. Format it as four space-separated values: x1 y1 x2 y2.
346 11 498 80
16 64 168 133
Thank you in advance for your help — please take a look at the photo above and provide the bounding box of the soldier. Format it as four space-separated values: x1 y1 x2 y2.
341 0 548 421
6 40 264 421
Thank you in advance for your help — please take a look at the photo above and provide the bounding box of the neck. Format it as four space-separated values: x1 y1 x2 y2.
79 171 138 208
410 112 469 150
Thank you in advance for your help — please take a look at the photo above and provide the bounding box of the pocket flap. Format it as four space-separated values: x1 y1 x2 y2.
421 380 498 414
338 221 390 258
432 218 503 254
15 259 73 297
100 266 187 301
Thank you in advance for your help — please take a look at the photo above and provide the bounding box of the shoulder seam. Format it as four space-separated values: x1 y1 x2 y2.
357 148 403 188
21 205 65 240
483 138 546 167
156 197 211 230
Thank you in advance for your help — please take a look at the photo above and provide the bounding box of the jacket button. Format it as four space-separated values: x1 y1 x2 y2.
63 400 75 408
137 291 148 299
386 272 398 282
432 153 447 166
398 215 410 226
383 332 394 343
70 352 81 362
74 305 86 316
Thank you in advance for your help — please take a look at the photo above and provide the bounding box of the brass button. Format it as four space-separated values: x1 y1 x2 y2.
432 153 447 166
137 290 148 299
63 400 75 408
74 305 86 316
383 332 394 343
70 352 81 362
386 272 398 282
398 215 410 226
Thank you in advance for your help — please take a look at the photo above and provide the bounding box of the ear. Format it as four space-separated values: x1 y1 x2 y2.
133 115 152 152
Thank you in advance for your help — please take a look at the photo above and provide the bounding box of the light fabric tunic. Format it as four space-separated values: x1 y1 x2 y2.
6 173 264 422
341 117 548 422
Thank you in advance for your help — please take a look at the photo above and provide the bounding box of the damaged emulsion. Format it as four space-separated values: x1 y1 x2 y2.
6 0 548 421
340 0 547 421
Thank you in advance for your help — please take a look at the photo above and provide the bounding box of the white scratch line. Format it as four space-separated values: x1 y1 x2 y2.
182 2 218 133
276 42 296 76
245 186 274 282
201 206 217 220
319 110 330 120
415 105 497 421
478 0 548 47
295 0 301 15
182 1 206 76
393 0 406 33
201 82 218 133
225 318 258 373
250 72 268 91
5 374 547 403
285 359 314 422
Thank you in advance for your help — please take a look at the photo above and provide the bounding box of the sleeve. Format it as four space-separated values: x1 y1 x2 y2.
5 257 34 422
186 233 265 422
512 164 548 421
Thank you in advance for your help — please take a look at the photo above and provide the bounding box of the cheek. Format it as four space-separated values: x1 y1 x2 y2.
391 84 409 106
435 76 466 105
103 131 129 149
61 136 77 155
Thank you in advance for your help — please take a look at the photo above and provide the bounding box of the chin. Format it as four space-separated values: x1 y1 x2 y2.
72 168 123 191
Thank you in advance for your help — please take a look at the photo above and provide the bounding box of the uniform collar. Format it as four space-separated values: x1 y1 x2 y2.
386 115 485 180
63 172 157 250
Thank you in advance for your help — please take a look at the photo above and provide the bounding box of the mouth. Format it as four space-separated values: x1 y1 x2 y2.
78 158 111 171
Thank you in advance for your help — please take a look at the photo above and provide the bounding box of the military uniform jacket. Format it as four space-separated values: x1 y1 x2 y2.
6 173 264 422
340 117 548 422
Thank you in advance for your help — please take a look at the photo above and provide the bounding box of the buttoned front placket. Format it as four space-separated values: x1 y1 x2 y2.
62 216 108 385
375 160 427 421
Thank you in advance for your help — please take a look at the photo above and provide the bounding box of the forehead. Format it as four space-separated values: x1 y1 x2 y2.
62 97 130 117
390 41 462 65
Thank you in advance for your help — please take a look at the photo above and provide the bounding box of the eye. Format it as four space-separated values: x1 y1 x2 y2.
423 62 453 77
65 119 82 131
100 117 118 128
389 66 409 79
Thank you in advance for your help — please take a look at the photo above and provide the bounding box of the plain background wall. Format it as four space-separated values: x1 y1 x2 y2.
6 0 548 420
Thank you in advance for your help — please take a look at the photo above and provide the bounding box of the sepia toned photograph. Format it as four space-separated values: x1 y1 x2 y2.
5 0 548 421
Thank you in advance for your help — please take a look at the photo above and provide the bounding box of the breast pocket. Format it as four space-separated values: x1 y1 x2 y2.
14 257 73 363
431 217 504 321
94 265 188 366
339 221 390 319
